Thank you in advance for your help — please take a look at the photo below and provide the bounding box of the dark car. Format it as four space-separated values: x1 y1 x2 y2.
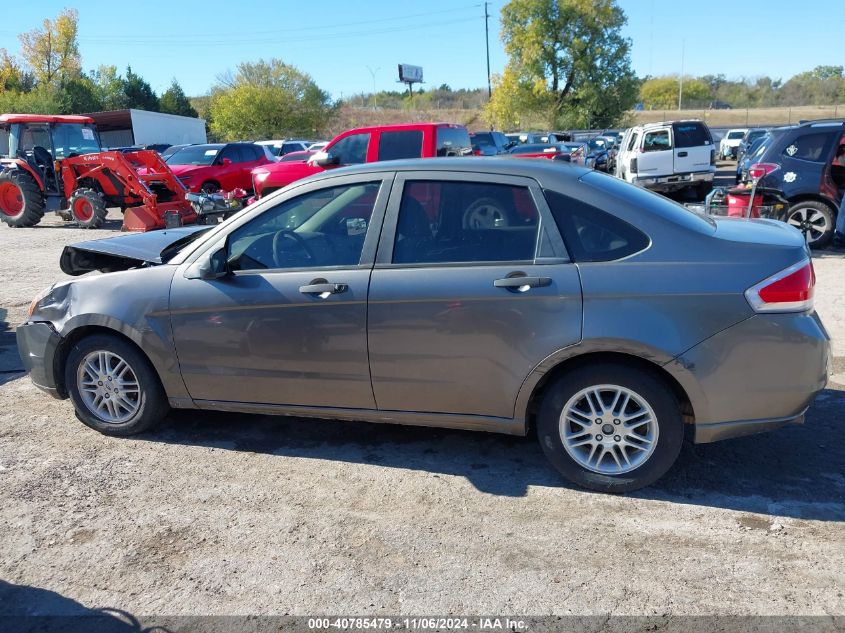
18 159 829 493
736 128 769 163
470 131 511 155
747 119 845 248
736 132 775 183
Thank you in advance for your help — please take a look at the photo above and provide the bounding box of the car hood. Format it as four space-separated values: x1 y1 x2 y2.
60 225 210 276
167 164 211 177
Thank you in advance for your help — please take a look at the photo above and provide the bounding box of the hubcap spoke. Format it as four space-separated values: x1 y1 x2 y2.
559 384 659 476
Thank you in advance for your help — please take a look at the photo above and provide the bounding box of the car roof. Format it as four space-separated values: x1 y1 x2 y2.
304 156 591 183
0 113 95 125
339 122 465 134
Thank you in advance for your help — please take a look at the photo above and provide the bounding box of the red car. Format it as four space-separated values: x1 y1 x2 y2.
251 122 472 198
166 143 274 194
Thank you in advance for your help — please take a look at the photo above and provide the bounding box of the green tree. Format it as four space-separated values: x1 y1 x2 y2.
0 49 24 92
640 76 709 109
209 59 333 140
18 8 81 86
122 66 159 111
61 75 102 113
160 79 198 117
485 0 638 129
92 65 127 110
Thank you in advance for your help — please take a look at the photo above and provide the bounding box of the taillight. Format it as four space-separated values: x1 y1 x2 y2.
473 148 482 156
745 260 815 313
748 162 780 181
710 149 716 165
630 157 637 174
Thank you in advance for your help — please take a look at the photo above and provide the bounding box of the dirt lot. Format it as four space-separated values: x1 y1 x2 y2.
1 184 844 624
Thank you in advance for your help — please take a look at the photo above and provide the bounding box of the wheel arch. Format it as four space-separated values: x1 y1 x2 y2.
787 193 837 213
520 350 696 436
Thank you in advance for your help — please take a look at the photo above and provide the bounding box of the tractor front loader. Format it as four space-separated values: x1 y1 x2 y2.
0 113 196 231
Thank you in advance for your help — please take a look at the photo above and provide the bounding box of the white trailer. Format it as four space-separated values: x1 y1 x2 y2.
86 109 207 148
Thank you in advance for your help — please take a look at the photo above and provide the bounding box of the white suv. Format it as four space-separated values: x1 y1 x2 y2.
616 120 716 197
719 128 749 159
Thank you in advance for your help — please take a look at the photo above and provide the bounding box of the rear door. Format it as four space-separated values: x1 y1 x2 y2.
672 122 713 174
637 127 673 177
367 171 582 419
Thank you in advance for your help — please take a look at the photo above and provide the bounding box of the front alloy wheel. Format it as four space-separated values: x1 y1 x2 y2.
77 350 141 423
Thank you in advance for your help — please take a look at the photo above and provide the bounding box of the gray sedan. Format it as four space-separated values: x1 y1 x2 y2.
17 159 830 492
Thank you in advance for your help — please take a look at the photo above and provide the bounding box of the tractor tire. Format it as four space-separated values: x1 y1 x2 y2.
0 170 45 228
69 188 108 229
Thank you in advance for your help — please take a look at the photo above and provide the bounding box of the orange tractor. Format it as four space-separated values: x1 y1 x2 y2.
0 114 197 231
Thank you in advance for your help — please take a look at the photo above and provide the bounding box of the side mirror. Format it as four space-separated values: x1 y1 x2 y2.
186 246 229 280
311 151 340 167
221 157 232 166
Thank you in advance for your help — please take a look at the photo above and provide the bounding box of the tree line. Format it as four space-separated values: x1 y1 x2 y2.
2 5 844 141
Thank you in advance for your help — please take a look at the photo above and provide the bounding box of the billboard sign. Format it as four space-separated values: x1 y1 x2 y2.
398 64 423 84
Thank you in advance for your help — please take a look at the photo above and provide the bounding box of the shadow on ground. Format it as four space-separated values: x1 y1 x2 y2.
134 387 845 522
0 314 25 387
0 580 168 633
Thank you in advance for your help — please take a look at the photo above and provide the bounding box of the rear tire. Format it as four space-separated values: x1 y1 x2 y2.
537 363 684 493
785 200 834 249
695 181 713 201
0 170 45 228
200 181 220 194
65 334 169 436
69 188 108 229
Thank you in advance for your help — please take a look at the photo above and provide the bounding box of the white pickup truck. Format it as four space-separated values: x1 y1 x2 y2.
616 120 716 197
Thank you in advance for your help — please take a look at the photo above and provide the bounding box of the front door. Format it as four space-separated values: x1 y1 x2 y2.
367 173 583 419
170 175 391 408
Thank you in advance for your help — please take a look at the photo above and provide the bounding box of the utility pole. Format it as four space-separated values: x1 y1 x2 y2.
366 66 380 110
678 39 685 111
484 1 492 98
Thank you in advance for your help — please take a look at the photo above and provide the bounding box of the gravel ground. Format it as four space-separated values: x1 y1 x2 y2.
1 184 844 624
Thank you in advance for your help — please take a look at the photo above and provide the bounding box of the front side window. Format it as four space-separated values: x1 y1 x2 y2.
392 180 539 265
378 130 423 161
783 133 834 162
18 125 51 153
228 182 381 271
642 130 671 152
329 133 370 165
545 189 650 262
219 145 243 164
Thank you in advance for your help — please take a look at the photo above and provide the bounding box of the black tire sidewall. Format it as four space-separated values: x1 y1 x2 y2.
64 334 168 436
0 170 45 228
537 363 684 493
69 188 108 229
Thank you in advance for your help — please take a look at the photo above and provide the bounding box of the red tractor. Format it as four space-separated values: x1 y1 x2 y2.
0 114 197 231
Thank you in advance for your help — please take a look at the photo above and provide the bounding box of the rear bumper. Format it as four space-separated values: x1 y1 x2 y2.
665 311 830 443
16 321 64 399
633 170 714 191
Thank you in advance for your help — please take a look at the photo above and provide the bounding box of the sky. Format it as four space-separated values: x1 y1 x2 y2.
1 0 844 99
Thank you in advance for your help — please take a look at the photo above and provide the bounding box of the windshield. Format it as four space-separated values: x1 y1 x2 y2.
588 138 607 150
166 145 221 166
50 123 101 158
727 131 745 140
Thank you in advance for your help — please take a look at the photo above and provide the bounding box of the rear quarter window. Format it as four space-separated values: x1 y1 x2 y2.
673 122 712 147
782 133 834 162
436 127 472 156
544 189 650 262
378 130 424 161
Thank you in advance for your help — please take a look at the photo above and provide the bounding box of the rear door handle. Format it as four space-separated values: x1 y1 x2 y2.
299 282 348 296
494 276 552 291
677 151 688 157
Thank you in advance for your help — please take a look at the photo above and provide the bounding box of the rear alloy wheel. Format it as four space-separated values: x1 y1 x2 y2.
0 169 45 228
462 197 510 229
786 201 834 249
65 334 169 436
68 188 108 229
537 363 684 493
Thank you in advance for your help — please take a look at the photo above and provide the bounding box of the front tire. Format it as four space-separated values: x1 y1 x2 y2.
69 188 108 229
65 334 169 436
537 363 684 493
0 169 45 227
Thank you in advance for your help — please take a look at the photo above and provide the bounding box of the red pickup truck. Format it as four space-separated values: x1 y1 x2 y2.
251 122 472 197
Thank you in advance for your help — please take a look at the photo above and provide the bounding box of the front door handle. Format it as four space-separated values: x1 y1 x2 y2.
493 276 552 291
677 151 688 157
299 282 348 296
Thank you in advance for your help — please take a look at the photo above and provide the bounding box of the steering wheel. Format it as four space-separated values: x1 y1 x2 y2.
272 229 315 268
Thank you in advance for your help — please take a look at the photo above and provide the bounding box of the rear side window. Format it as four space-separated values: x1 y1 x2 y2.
626 132 639 152
643 130 671 152
783 133 834 162
392 180 539 265
673 122 712 147
378 130 423 161
544 189 649 262
435 127 472 157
